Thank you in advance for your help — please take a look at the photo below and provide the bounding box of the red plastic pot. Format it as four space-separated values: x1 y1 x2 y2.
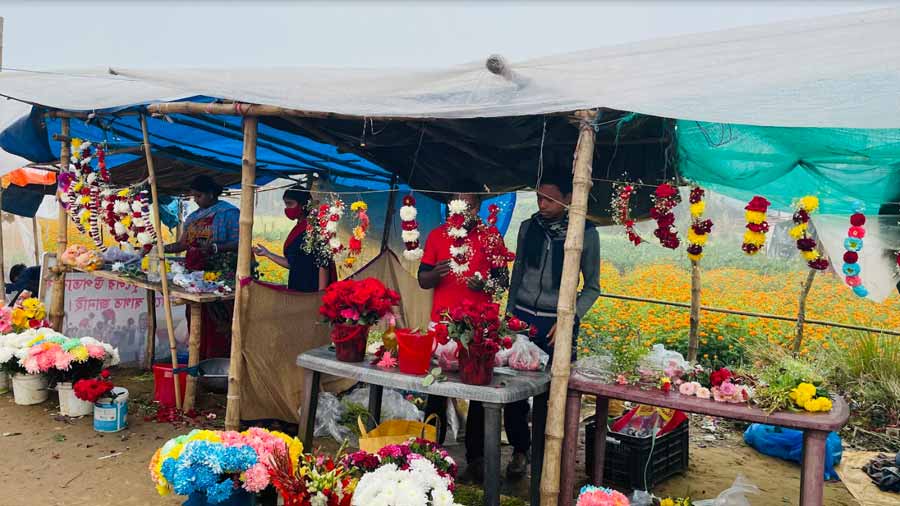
331 323 369 362
458 345 496 385
396 328 436 375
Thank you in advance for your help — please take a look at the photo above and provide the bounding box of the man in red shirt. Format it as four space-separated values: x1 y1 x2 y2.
418 190 508 481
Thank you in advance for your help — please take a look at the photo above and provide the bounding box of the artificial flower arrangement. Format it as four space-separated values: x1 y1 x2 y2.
60 244 104 271
400 194 424 261
651 183 681 249
351 459 460 506
20 333 120 386
150 428 304 504
0 297 50 334
575 485 630 506
790 195 829 270
0 329 61 376
610 182 644 246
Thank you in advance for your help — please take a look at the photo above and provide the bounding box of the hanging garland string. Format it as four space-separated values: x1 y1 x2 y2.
399 194 423 261
843 205 868 297
610 182 644 246
651 182 680 249
742 196 770 255
344 200 369 268
686 187 713 261
446 199 471 276
791 195 829 270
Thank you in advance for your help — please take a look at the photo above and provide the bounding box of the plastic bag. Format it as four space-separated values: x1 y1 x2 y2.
743 424 843 480
495 346 513 367
628 490 654 506
639 344 688 380
344 387 422 423
313 392 355 444
102 246 140 264
573 354 616 382
507 335 549 371
436 341 459 372
312 388 423 446
695 475 759 506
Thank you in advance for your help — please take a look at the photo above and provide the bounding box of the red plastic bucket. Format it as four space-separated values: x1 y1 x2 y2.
153 363 187 408
396 328 436 375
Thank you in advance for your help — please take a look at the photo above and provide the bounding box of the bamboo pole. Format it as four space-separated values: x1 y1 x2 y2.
183 303 202 411
541 109 596 506
50 119 70 331
32 217 41 265
143 289 157 370
793 269 817 354
139 114 183 410
381 171 399 252
687 260 701 362
225 116 258 431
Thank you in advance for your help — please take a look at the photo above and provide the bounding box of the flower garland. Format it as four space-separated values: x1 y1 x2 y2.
650 183 680 249
345 200 369 268
843 205 868 297
131 190 158 255
318 199 345 256
742 196 770 255
790 195 829 270
400 194 424 261
479 203 516 298
446 199 471 276
610 182 644 246
102 188 135 247
686 187 713 261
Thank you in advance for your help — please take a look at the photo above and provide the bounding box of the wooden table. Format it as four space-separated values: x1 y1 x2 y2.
297 345 551 506
73 267 234 410
561 373 850 506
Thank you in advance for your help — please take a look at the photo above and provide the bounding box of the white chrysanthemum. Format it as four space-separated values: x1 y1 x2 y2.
132 201 142 212
137 232 151 245
447 227 467 239
403 248 424 261
449 244 469 257
114 201 131 214
401 230 420 243
450 261 469 274
448 199 468 215
86 172 97 184
114 223 127 236
325 221 338 233
329 237 343 250
399 206 417 221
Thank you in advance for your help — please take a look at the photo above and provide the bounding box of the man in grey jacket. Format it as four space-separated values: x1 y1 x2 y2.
501 174 602 476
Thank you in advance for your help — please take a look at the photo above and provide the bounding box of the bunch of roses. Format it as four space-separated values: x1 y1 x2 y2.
319 277 400 326
650 183 681 249
790 195 829 270
435 299 524 360
742 196 770 255
73 369 115 403
686 187 713 262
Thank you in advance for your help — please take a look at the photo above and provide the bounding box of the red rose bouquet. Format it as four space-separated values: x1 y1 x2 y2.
74 369 115 403
319 278 400 326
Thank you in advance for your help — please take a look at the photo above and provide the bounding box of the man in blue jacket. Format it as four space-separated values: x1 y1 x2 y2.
501 174 601 477
6 264 41 297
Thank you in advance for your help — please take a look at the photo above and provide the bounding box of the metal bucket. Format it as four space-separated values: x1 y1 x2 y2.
197 358 229 394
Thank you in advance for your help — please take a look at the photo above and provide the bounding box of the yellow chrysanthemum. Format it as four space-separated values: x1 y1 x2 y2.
689 201 705 218
117 189 130 198
807 396 832 412
687 253 703 262
687 229 708 246
203 272 220 282
272 431 304 464
350 201 368 212
156 484 170 496
353 226 365 240
22 298 43 313
187 430 223 443
798 195 819 213
789 223 808 239
12 308 28 328
660 499 675 506
70 345 89 362
743 230 766 246
73 181 84 192
71 138 83 151
121 215 132 227
801 250 820 261
745 210 766 224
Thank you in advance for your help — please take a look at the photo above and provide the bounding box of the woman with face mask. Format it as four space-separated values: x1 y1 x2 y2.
253 185 336 292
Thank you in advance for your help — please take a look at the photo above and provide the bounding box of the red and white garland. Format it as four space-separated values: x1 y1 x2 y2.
400 194 423 261
611 182 644 246
131 190 158 254
446 199 471 276
651 183 681 249
317 199 345 256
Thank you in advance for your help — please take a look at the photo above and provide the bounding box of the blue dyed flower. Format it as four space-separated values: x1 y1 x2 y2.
842 263 860 277
853 285 869 297
220 445 257 472
62 338 82 351
204 479 236 504
844 237 863 252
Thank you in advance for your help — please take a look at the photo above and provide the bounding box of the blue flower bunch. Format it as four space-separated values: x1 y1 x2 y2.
159 440 258 504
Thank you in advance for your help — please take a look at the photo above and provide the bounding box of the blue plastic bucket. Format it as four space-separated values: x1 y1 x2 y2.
93 387 128 432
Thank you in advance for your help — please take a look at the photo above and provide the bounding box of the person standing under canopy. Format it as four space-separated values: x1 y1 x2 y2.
6 263 41 297
253 185 337 292
164 175 240 358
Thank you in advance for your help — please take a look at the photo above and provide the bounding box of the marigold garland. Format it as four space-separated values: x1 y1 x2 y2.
399 194 423 261
686 186 713 261
843 205 868 297
792 195 829 270
344 200 369 267
650 183 680 249
610 182 644 246
742 196 770 255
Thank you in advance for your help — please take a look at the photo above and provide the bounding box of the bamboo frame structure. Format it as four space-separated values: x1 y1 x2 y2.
225 117 259 431
183 303 202 411
140 114 183 410
32 217 40 264
793 269 817 354
687 260 701 362
540 109 596 506
49 119 70 331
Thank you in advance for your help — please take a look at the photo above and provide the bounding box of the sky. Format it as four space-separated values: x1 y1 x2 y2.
1 1 897 69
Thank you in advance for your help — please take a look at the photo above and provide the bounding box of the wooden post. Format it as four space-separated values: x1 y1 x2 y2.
50 119 70 331
183 303 202 411
143 289 157 370
32 217 41 265
139 114 183 409
380 170 399 252
793 269 816 355
540 110 596 506
225 116 258 431
687 260 701 362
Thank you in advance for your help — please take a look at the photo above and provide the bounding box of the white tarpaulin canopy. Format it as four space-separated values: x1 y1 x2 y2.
0 8 897 127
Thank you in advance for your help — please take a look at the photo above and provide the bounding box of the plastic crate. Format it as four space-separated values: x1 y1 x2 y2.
585 415 689 490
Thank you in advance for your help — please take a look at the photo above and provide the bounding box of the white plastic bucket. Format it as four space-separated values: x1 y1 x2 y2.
0 371 9 394
12 374 48 405
57 382 95 417
94 387 128 432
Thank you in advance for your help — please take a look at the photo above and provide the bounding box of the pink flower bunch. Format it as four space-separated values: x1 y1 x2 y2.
23 343 71 374
711 380 751 404
219 427 296 492
678 381 711 400
576 485 631 506
0 307 12 334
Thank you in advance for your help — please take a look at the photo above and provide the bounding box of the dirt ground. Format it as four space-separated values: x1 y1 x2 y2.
0 371 860 506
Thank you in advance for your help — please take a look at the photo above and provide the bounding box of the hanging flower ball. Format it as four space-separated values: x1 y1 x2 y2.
852 285 869 297
848 226 866 239
842 263 861 277
843 251 859 264
850 213 866 226
844 237 863 252
798 195 820 212
845 275 862 287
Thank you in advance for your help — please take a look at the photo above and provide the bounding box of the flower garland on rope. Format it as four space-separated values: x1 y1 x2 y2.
400 194 423 261
101 188 134 246
312 198 344 267
610 182 644 246
446 199 471 276
686 187 713 261
742 196 770 255
791 195 829 270
131 190 158 255
843 205 868 297
344 200 369 268
650 183 681 249
477 203 516 298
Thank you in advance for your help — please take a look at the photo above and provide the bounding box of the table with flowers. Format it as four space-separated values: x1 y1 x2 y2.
560 372 850 506
297 345 551 506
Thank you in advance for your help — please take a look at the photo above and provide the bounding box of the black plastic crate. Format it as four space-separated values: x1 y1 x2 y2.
585 415 689 490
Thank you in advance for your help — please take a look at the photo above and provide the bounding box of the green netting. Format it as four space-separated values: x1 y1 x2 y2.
676 121 900 215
